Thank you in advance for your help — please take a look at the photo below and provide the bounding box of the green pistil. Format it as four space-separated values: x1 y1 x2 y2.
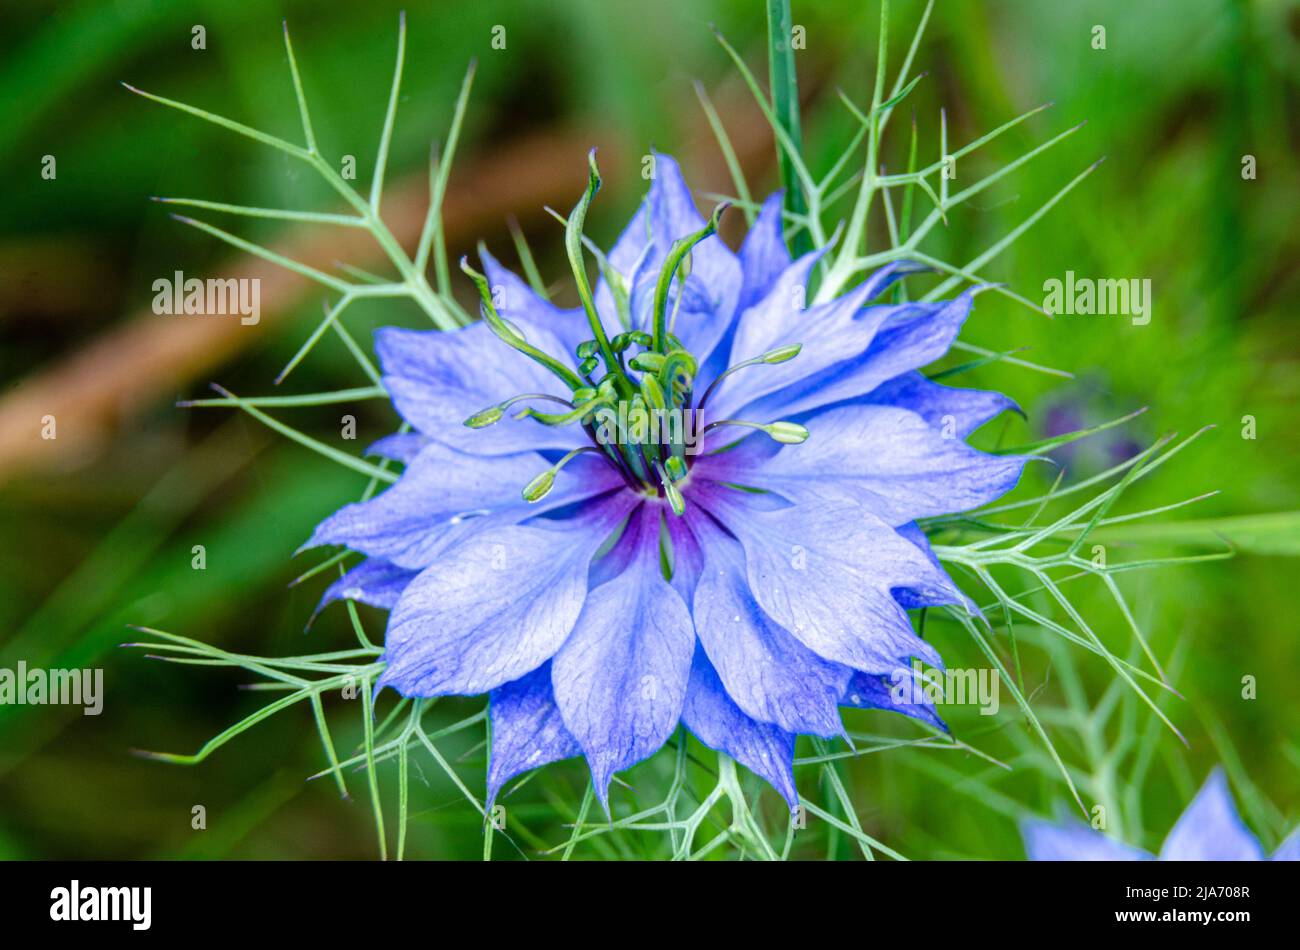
651 201 729 352
460 257 585 391
639 373 667 412
565 150 634 400
657 348 698 402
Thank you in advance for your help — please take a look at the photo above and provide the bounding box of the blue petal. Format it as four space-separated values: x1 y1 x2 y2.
592 203 650 333
486 662 582 807
377 325 586 457
680 642 798 809
736 192 791 313
377 493 636 696
860 370 1021 439
1022 819 1151 861
689 513 849 737
365 432 430 464
551 505 696 806
697 244 826 391
665 511 707 605
601 153 742 364
709 272 885 420
1272 827 1300 861
646 153 741 337
315 558 419 618
741 403 1026 524
305 440 621 569
842 664 947 732
1158 769 1265 861
705 489 961 674
890 521 966 612
736 290 978 422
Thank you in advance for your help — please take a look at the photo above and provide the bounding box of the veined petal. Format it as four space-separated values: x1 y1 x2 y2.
552 504 696 806
315 558 418 619
738 290 978 423
680 643 798 810
646 152 741 330
689 513 848 737
743 404 1026 525
736 192 792 313
486 662 582 807
665 510 707 605
377 492 635 697
710 266 881 420
610 153 742 362
842 664 947 732
593 204 648 334
860 371 1020 439
706 491 962 674
890 521 970 613
694 193 796 387
377 325 586 457
1158 769 1265 861
365 431 430 464
304 441 621 569
1022 819 1151 861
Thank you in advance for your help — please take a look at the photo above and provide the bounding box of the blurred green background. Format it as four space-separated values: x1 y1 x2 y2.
1 0 1297 859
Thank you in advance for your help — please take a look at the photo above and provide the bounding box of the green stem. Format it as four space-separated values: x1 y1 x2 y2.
766 0 810 256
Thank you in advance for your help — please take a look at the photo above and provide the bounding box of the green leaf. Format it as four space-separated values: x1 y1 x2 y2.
1082 512 1300 556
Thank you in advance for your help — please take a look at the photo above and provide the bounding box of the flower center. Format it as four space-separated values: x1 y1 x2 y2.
459 150 808 516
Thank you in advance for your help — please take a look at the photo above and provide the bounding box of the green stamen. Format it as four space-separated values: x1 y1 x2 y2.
463 392 574 428
655 461 686 516
522 446 604 503
516 393 615 427
703 419 810 444
697 343 803 412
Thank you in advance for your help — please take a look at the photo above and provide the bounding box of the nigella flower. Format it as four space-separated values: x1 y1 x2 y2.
1023 768 1300 861
306 151 1026 809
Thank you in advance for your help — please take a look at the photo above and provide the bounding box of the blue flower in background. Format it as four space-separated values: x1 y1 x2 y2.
1023 768 1300 860
306 153 1025 808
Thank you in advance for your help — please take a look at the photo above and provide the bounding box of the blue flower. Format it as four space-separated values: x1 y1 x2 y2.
306 153 1025 808
1023 768 1300 860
